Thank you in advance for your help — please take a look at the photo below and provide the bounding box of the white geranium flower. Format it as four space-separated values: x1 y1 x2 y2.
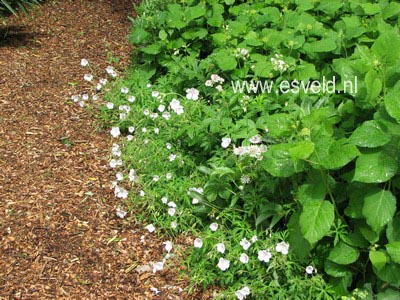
121 87 129 94
116 172 124 181
162 112 171 120
128 95 136 103
251 235 258 243
240 238 251 250
306 265 314 274
152 261 163 273
127 126 134 133
109 159 122 168
154 128 160 134
106 102 114 109
153 175 159 182
84 74 93 82
221 137 231 149
139 190 145 196
171 221 177 229
80 58 89 67
210 223 218 232
106 66 114 74
127 135 133 141
142 127 147 133
276 241 289 255
164 241 173 252
146 224 155 233
169 154 176 162
128 169 135 181
240 253 249 264
249 134 262 144
71 95 79 102
216 85 223 92
151 91 160 98
92 95 99 101
82 94 89 101
258 250 272 263
116 207 127 219
216 243 225 254
217 258 230 271
99 78 107 85
96 83 102 91
166 143 172 150
146 83 152 88
161 197 168 204
205 80 213 87
158 104 165 112
192 198 199 204
186 88 199 100
168 208 176 216
110 127 120 138
168 201 177 208
235 287 250 300
194 238 203 248
166 173 172 180
114 186 128 199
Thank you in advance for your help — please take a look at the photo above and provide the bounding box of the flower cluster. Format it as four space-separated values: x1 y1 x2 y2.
270 54 289 72
233 145 268 159
205 74 225 92
234 48 250 60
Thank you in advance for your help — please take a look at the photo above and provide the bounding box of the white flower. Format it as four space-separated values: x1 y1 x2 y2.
71 95 79 102
153 175 159 182
82 94 89 101
152 261 163 273
116 172 124 181
114 186 128 199
164 241 173 252
217 258 230 271
109 159 122 168
210 223 218 232
235 287 250 300
161 197 168 204
127 135 133 141
276 241 289 255
96 83 102 91
92 95 99 101
211 74 222 83
258 250 272 263
128 95 136 103
143 109 150 116
221 137 231 149
106 66 114 74
192 198 199 204
216 243 225 254
146 83 152 88
240 175 251 184
150 287 161 295
162 112 171 120
119 113 127 121
110 127 120 138
158 104 165 112
251 235 258 243
142 127 147 133
106 102 114 109
168 208 176 216
166 173 172 180
139 190 145 196
168 201 177 208
194 238 203 248
128 169 135 181
121 87 129 94
143 139 149 145
146 224 155 233
306 265 314 274
169 154 177 162
154 128 160 134
216 85 223 92
151 91 160 98
80 58 89 67
249 134 262 144
205 80 213 87
84 74 93 82
99 78 107 85
170 98 184 115
166 143 172 150
171 221 177 229
79 101 85 107
112 144 121 157
186 88 199 100
240 238 251 250
239 253 249 264
116 207 127 219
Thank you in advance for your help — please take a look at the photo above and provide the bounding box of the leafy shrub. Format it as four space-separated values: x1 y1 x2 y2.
0 0 41 21
104 0 400 298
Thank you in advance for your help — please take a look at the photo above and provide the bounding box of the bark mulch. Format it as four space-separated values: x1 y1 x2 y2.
0 1 212 299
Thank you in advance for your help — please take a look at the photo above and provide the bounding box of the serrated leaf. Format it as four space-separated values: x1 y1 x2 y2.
214 50 237 71
300 200 334 244
386 242 400 263
316 138 359 169
303 38 337 53
362 188 396 231
297 183 326 205
328 242 359 265
289 141 315 160
384 84 400 122
354 148 397 183
324 260 351 277
369 250 387 271
350 120 391 148
262 144 297 177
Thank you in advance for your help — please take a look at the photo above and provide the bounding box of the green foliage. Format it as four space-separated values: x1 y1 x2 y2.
0 0 41 22
104 0 400 298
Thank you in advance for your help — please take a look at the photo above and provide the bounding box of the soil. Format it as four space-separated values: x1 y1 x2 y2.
0 1 211 299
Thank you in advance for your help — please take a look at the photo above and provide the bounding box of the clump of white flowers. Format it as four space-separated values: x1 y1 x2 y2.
233 145 268 159
271 54 289 72
234 48 250 60
235 286 251 300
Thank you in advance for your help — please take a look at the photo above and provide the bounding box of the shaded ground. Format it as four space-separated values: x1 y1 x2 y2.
0 1 210 299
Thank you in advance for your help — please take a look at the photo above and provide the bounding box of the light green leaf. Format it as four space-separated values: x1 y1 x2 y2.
261 144 297 178
214 50 237 71
289 141 315 160
350 120 391 148
300 200 334 244
297 183 326 205
354 148 397 183
369 250 387 271
362 188 396 231
328 242 359 265
315 138 359 169
303 38 337 53
386 242 400 263
384 83 400 121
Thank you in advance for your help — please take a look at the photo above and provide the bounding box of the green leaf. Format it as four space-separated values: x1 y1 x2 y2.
289 141 315 161
303 38 337 53
300 200 334 244
314 138 359 170
354 148 397 183
214 50 237 71
350 120 391 148
325 260 351 278
185 4 206 21
328 242 359 265
372 31 400 65
264 113 293 138
375 263 400 285
297 183 326 205
364 69 382 105
288 213 311 260
369 250 387 271
261 144 297 177
362 188 396 231
377 289 400 300
141 44 162 55
386 242 400 263
384 83 400 122
130 28 150 44
387 217 400 243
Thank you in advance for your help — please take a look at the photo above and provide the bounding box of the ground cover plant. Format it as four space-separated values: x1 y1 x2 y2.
98 0 400 298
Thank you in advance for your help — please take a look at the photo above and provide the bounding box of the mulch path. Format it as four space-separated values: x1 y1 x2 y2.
0 1 210 299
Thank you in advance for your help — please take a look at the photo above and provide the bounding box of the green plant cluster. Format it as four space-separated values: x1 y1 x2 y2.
105 0 400 298
0 0 41 22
